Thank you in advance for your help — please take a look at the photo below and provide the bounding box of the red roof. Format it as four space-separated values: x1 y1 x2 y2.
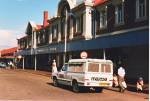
1 47 17 55
93 0 107 6
1 56 16 59
37 25 42 30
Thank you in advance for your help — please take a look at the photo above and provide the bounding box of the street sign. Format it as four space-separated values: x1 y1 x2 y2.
80 51 88 59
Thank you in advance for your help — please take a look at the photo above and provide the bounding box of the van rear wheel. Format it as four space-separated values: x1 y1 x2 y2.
72 81 79 93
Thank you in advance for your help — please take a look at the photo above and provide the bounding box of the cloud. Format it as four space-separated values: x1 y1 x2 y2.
0 29 24 50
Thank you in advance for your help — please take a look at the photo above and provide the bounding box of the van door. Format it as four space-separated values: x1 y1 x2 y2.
58 64 70 85
84 62 113 87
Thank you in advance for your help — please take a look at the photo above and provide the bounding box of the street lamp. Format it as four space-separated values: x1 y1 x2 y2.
18 55 24 70
32 30 37 71
64 11 76 65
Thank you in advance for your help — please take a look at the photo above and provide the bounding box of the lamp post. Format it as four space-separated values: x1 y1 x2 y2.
63 11 76 65
18 55 24 70
64 9 70 65
64 10 67 65
33 30 37 71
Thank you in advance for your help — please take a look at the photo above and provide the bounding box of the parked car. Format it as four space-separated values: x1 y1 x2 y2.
0 62 7 68
51 59 113 93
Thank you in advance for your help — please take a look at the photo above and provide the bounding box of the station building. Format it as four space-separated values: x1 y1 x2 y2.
16 0 149 82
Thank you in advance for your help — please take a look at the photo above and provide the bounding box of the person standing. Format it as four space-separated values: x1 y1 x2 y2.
113 73 119 87
52 59 58 76
118 64 126 92
136 77 144 93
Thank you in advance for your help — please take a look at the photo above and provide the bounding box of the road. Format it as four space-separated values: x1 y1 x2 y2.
0 69 148 101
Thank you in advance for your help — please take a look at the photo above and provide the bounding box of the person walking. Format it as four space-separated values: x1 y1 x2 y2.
118 64 126 92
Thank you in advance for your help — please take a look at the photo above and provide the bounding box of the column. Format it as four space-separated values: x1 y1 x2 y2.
82 6 92 39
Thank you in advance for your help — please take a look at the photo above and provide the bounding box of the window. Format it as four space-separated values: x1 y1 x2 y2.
42 34 45 43
68 63 84 72
28 37 31 46
136 0 147 19
61 18 65 37
62 64 68 71
37 33 40 44
52 24 58 39
76 16 81 32
101 64 111 73
100 7 107 28
115 3 124 25
88 63 99 72
48 28 52 43
55 24 58 37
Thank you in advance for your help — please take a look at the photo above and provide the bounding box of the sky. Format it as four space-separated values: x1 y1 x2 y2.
0 0 59 50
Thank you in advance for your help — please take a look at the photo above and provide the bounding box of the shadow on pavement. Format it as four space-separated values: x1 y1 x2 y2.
46 82 103 93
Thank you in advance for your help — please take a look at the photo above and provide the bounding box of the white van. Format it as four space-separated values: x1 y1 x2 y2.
52 59 113 92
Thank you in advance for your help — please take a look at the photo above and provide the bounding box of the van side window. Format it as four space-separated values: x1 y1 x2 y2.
101 64 111 73
88 63 99 72
68 63 84 72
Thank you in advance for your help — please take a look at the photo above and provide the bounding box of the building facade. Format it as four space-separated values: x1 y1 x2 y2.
0 47 17 64
16 0 149 82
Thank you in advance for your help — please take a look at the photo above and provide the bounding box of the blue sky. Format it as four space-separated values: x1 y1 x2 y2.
0 0 59 49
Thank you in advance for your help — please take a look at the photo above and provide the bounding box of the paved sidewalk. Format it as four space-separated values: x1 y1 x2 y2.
16 69 149 94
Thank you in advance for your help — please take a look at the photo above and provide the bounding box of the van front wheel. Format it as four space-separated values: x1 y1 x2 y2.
72 81 79 93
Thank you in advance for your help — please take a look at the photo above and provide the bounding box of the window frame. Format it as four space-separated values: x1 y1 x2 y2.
135 0 147 20
115 3 124 25
76 16 82 33
99 6 107 29
68 62 85 73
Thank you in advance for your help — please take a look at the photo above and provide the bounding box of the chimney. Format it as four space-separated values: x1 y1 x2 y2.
43 11 48 27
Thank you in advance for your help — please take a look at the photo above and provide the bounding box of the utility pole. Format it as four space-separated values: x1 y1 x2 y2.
64 8 68 65
33 30 37 71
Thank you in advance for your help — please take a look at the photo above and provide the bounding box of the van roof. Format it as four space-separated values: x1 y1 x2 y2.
69 58 112 63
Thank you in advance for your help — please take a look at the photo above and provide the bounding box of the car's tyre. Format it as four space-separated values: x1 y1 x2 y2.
72 81 79 93
53 77 58 87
